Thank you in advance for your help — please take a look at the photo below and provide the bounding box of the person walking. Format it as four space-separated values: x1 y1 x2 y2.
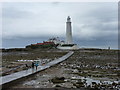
35 62 39 70
25 64 29 69
32 62 35 69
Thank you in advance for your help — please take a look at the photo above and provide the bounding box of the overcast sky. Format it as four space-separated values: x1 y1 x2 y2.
2 2 118 49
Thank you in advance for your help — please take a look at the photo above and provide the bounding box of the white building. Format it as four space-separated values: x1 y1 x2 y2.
57 16 79 50
66 16 73 44
48 37 65 45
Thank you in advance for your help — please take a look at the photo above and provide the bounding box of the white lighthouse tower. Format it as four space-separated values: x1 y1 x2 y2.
66 16 73 44
57 16 79 50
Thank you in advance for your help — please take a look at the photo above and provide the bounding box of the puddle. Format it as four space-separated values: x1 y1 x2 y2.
71 76 119 86
23 80 39 86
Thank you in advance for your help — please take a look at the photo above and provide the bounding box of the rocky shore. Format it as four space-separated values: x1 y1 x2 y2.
2 49 120 89
1 49 67 76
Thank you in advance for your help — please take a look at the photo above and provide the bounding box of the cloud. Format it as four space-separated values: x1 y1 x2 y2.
2 2 118 49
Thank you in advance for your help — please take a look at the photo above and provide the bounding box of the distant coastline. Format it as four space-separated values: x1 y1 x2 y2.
1 47 119 53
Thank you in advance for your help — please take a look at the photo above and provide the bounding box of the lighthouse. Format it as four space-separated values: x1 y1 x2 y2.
66 16 73 44
57 16 79 50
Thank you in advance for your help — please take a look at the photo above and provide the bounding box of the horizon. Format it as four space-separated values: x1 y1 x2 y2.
1 2 118 49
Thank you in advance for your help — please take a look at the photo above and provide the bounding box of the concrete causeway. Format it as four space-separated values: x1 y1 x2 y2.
0 51 74 85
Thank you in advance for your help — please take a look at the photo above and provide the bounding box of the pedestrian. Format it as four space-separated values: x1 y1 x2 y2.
35 62 39 70
25 64 29 69
32 62 35 69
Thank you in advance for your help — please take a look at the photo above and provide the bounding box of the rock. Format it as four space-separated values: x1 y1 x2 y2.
55 85 61 87
73 69 78 73
51 77 65 84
